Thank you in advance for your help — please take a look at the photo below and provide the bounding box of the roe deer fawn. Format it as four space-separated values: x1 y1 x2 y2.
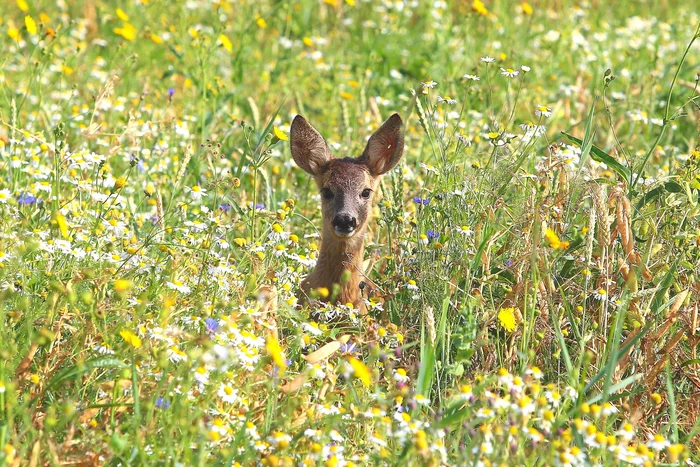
290 113 404 312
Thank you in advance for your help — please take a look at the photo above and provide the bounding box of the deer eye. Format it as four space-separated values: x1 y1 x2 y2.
361 188 372 199
321 188 334 200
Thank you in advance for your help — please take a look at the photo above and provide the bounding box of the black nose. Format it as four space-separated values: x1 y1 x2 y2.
332 214 357 232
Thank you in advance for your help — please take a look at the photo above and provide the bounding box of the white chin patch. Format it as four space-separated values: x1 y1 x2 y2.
334 228 356 238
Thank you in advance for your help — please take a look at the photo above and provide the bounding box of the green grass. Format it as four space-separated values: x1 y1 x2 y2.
0 0 699 465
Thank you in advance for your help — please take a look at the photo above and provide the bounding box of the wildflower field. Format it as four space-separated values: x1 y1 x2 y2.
1 0 699 465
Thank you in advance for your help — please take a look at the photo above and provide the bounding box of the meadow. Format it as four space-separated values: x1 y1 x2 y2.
0 0 699 465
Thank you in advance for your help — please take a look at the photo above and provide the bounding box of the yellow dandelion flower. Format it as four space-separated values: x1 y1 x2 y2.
114 23 137 41
24 15 37 35
256 17 267 29
17 0 29 12
219 34 232 52
8 24 20 40
273 126 288 141
498 307 518 332
116 8 129 21
52 211 69 239
471 0 488 15
120 329 142 348
348 357 371 387
114 279 134 292
522 2 533 15
265 335 287 374
545 228 567 249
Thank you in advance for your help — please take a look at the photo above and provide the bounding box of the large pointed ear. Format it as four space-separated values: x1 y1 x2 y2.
290 115 332 175
359 113 404 176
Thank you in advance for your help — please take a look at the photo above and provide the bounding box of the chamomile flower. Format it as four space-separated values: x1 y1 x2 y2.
593 288 608 301
166 280 191 294
0 189 11 203
185 185 207 200
500 67 519 78
535 104 552 118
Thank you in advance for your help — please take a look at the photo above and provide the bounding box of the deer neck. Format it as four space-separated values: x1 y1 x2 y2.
308 225 365 306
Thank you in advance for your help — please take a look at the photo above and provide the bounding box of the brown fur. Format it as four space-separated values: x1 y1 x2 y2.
290 114 404 311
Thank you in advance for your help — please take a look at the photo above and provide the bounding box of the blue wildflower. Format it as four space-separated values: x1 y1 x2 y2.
427 230 439 239
155 397 171 409
204 317 218 332
17 193 38 205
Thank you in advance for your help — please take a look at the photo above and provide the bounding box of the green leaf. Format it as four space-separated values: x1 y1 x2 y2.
561 132 631 184
636 181 684 210
585 373 642 405
416 314 436 398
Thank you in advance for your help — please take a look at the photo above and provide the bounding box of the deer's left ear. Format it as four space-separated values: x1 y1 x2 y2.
359 113 404 176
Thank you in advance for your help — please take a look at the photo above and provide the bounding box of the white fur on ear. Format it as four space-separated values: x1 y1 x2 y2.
290 115 333 175
359 113 404 175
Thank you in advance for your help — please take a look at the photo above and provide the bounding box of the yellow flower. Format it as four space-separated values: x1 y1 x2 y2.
522 2 533 15
24 15 37 35
256 17 267 29
471 0 488 15
219 34 232 52
52 211 69 239
8 25 20 40
120 329 142 348
498 307 518 332
340 91 353 100
273 126 288 141
348 357 371 387
116 8 129 21
150 33 163 44
544 228 569 249
114 279 134 293
666 444 684 463
265 335 287 375
114 23 136 41
17 0 29 12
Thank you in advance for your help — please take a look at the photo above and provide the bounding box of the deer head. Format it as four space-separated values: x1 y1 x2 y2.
290 113 404 309
290 113 404 240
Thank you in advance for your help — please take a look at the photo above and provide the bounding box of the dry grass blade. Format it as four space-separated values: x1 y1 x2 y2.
281 374 307 394
303 335 351 364
14 342 39 378
27 440 40 467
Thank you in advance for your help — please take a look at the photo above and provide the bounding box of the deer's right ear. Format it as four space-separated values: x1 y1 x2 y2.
290 115 332 176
